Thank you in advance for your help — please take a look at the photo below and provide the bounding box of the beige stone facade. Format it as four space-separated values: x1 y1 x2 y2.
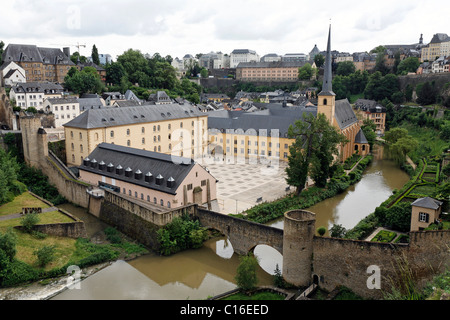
236 61 304 82
410 197 443 231
64 106 209 167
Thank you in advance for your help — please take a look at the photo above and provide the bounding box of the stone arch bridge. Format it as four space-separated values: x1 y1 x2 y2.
194 208 284 255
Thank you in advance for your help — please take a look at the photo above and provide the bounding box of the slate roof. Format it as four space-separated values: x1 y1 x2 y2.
46 97 79 105
232 49 256 55
334 99 358 130
63 103 205 129
355 129 368 144
2 44 74 66
78 97 105 112
11 82 64 94
411 197 443 210
354 99 387 113
79 143 197 195
207 105 317 137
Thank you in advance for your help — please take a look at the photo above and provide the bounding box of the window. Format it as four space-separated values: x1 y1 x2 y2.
79 133 82 140
154 197 157 204
142 138 145 145
323 98 328 105
201 180 207 186
129 190 132 196
110 131 114 138
71 143 74 150
419 212 429 223
187 184 193 191
141 193 144 200
147 195 150 202
123 188 126 194
167 201 171 209
160 199 164 206
80 144 83 152
127 129 130 136
135 192 138 198
142 127 145 134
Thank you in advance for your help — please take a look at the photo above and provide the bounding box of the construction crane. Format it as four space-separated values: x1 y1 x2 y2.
50 42 87 54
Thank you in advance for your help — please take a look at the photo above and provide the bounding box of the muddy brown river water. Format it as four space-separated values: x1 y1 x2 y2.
51 146 410 300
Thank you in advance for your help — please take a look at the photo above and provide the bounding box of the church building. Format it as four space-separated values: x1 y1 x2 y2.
317 26 370 161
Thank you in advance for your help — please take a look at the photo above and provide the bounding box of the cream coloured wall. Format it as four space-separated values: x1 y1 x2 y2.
65 115 208 167
410 206 441 232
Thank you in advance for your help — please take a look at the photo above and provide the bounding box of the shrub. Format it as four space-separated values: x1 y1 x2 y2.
235 253 259 291
317 226 327 236
21 213 40 234
34 245 57 268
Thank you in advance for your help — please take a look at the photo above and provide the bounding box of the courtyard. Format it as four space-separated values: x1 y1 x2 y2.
201 158 297 215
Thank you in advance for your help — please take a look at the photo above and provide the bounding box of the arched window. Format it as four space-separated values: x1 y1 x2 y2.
160 199 164 206
110 130 114 138
167 201 171 209
80 144 83 152
127 140 131 146
71 143 74 150
126 129 130 136
142 127 145 134
154 197 157 204
142 138 145 145
323 98 328 105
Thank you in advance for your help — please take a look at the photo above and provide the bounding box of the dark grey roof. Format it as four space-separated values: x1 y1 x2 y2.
11 81 64 94
2 44 74 65
354 99 386 113
46 97 79 105
429 33 450 44
334 99 358 130
355 129 368 144
208 105 317 137
64 103 205 129
79 143 196 195
319 25 335 96
232 49 256 54
78 98 104 111
411 197 443 210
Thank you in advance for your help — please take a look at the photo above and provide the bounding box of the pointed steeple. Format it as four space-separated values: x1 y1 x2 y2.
319 24 335 96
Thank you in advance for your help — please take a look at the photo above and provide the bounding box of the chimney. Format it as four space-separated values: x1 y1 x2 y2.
63 47 71 58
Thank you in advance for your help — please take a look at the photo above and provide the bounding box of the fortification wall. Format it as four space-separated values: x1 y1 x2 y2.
398 73 450 91
313 230 450 299
98 190 197 249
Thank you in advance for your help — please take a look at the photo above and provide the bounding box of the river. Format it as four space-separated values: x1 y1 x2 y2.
52 146 410 300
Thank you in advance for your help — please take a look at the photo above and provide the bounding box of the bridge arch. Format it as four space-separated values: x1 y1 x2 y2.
194 208 284 256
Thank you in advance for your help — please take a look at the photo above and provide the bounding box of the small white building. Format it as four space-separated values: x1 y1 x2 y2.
44 98 80 128
230 49 259 68
0 61 26 87
9 82 65 109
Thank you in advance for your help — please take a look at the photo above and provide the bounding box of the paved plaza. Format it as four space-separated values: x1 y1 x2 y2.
201 158 294 214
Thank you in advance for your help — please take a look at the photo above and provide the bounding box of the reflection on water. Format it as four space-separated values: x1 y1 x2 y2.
268 147 410 234
52 237 273 300
53 146 408 300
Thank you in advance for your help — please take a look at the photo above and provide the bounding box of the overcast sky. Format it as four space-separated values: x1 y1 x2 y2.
0 0 448 60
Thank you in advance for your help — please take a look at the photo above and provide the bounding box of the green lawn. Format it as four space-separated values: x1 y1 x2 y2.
0 192 50 216
221 291 286 300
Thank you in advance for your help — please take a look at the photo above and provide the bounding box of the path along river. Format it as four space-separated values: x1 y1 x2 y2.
51 146 410 300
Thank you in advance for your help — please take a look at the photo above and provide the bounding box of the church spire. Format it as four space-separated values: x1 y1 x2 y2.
319 24 335 96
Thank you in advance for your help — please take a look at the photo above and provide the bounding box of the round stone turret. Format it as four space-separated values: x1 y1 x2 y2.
282 210 316 287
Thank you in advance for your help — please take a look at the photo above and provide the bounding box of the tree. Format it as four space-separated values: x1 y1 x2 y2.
34 245 56 268
336 61 356 76
200 68 208 78
235 253 259 291
286 113 347 194
330 224 347 238
64 68 104 95
0 41 4 65
397 57 420 75
91 44 100 65
416 82 438 105
105 62 126 86
70 51 87 64
298 63 314 80
314 54 325 68
361 118 377 149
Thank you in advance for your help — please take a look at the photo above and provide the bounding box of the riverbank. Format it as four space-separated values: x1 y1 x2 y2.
0 262 111 300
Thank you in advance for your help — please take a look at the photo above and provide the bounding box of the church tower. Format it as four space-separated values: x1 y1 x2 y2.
317 25 336 126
